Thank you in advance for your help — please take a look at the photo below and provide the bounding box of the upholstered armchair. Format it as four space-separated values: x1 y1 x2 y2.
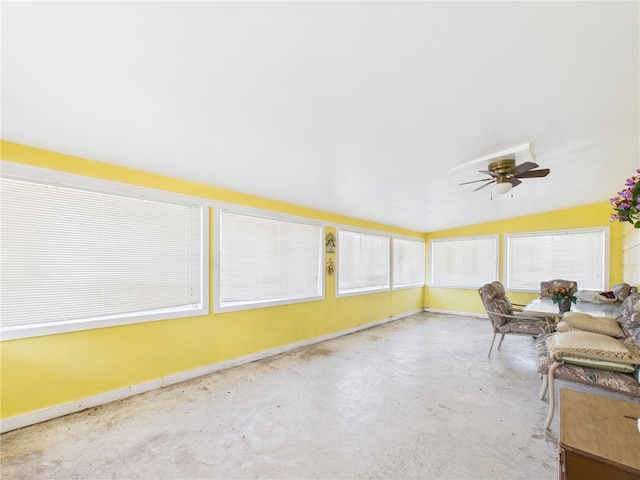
479 281 548 357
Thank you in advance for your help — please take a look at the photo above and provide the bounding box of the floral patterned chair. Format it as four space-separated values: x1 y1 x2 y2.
478 281 549 357
540 279 578 299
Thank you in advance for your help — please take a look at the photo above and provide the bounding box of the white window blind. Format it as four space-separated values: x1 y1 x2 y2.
217 210 322 311
338 229 390 295
392 237 425 288
1 175 205 339
506 228 608 291
430 236 498 287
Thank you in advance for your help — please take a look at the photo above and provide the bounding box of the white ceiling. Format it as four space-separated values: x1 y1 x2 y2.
2 1 639 232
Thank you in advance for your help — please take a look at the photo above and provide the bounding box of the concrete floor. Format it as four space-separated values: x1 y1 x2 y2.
2 312 563 479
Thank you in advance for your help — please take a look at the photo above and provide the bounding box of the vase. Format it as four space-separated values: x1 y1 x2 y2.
558 301 572 313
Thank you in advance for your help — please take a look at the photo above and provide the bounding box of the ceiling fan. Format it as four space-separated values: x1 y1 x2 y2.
460 158 550 195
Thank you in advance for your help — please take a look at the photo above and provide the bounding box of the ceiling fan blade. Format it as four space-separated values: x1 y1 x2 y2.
516 168 550 179
511 161 538 175
507 177 522 187
460 177 493 186
474 179 496 192
478 170 499 177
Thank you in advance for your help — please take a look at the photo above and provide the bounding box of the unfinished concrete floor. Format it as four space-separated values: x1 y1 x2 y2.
2 312 564 479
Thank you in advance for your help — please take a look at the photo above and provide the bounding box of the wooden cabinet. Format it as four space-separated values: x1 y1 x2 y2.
558 389 640 480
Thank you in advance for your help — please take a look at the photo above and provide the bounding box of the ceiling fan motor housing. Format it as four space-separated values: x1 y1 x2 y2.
488 158 516 175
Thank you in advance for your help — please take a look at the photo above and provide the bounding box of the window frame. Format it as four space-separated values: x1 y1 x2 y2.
504 227 610 292
428 234 499 288
214 206 325 313
1 161 209 341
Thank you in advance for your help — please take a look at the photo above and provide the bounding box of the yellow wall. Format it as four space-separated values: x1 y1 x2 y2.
0 141 424 420
0 140 624 422
425 203 625 314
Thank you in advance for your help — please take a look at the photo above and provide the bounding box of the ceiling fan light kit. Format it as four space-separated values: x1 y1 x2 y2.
492 180 513 195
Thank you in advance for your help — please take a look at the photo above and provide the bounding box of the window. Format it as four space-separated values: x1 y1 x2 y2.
429 235 499 288
1 163 208 341
392 237 425 288
215 210 323 312
338 229 390 295
505 228 609 291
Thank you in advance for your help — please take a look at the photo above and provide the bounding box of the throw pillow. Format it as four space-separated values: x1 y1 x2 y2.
612 282 632 301
561 312 624 338
546 331 640 365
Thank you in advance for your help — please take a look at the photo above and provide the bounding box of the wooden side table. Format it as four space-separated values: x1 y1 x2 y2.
559 389 640 480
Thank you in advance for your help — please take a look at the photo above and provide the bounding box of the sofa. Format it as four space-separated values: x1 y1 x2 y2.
536 292 640 429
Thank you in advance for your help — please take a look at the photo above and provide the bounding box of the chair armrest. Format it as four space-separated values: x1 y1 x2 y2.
487 310 543 322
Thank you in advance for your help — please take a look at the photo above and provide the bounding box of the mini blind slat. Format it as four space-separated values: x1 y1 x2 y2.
1 178 203 328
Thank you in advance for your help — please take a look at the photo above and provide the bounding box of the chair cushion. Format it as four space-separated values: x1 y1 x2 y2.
575 283 632 304
536 334 640 398
541 279 577 298
479 283 513 326
556 312 624 338
559 355 637 373
546 331 640 365
612 282 632 301
497 317 543 336
619 294 640 338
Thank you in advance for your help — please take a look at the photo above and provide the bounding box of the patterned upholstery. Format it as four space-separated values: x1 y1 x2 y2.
478 282 547 356
536 335 640 398
612 282 633 302
537 293 640 398
576 282 634 304
540 279 578 298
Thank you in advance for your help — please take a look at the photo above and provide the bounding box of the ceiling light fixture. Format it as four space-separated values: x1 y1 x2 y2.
492 179 512 195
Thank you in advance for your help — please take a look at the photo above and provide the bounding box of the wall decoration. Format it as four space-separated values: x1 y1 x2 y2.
325 232 336 253
327 257 334 276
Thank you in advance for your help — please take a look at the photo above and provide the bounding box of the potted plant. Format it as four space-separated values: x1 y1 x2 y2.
547 286 577 313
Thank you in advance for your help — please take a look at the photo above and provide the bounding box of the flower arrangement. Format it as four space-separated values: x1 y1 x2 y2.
547 286 577 305
610 169 640 228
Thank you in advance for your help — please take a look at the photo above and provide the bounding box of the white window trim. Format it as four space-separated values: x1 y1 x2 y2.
504 227 610 292
428 234 499 288
0 161 210 341
213 206 325 313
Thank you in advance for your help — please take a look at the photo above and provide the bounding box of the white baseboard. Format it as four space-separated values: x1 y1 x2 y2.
423 307 486 319
1 310 421 434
